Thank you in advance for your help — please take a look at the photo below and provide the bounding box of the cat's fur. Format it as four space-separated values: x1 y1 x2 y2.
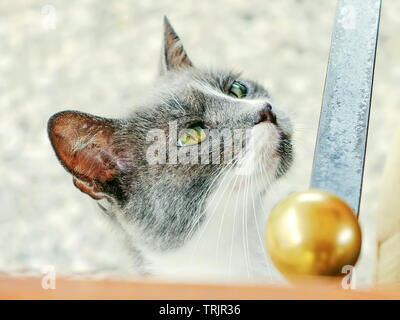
48 17 293 281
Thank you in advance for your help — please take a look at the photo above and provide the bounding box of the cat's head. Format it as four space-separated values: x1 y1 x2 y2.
48 17 293 253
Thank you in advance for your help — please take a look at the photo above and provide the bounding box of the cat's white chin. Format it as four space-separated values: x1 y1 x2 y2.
234 122 281 179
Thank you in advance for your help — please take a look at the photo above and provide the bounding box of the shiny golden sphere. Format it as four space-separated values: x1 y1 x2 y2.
265 189 362 278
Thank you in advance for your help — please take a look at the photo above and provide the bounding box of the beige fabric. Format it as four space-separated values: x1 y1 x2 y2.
377 233 400 284
376 128 400 284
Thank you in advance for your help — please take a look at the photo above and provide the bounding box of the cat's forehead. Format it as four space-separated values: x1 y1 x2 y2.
148 68 270 111
154 69 239 92
132 68 275 132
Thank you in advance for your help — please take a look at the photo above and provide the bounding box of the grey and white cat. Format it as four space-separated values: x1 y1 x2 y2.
48 17 293 281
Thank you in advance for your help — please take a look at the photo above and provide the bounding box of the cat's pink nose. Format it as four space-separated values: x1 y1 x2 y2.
259 103 277 124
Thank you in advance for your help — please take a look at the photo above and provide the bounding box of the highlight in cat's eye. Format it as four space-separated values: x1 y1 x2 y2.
229 81 247 98
177 125 206 147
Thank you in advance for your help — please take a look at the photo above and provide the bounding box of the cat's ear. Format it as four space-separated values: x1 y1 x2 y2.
159 16 193 76
48 111 128 201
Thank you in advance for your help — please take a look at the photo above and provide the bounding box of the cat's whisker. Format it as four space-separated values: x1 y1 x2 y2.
257 154 281 205
215 164 241 266
228 177 243 278
193 166 238 264
243 173 251 278
255 161 273 280
243 170 254 278
189 158 238 263
184 164 230 243
260 151 280 199
241 175 248 277
184 154 239 244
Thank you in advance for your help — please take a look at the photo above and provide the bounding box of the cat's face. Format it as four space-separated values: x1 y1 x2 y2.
48 17 293 254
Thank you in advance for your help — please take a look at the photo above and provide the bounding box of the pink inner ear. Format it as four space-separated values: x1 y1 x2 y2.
48 111 119 184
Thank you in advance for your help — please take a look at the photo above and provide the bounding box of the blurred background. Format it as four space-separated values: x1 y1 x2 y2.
0 0 399 286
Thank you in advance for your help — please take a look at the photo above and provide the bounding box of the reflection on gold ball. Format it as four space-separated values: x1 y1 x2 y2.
265 190 362 278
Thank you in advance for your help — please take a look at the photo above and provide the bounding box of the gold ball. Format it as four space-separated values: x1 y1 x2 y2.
265 190 362 278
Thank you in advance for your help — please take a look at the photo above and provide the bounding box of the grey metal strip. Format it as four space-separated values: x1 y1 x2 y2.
310 0 381 215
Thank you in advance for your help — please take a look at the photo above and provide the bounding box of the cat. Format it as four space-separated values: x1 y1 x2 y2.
47 17 293 282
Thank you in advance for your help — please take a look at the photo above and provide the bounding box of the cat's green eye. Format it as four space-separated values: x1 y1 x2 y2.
229 81 247 98
177 125 206 147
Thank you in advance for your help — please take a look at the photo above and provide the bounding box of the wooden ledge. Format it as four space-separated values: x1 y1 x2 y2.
1 276 400 300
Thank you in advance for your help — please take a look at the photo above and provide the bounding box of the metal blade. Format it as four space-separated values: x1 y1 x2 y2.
310 0 381 215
